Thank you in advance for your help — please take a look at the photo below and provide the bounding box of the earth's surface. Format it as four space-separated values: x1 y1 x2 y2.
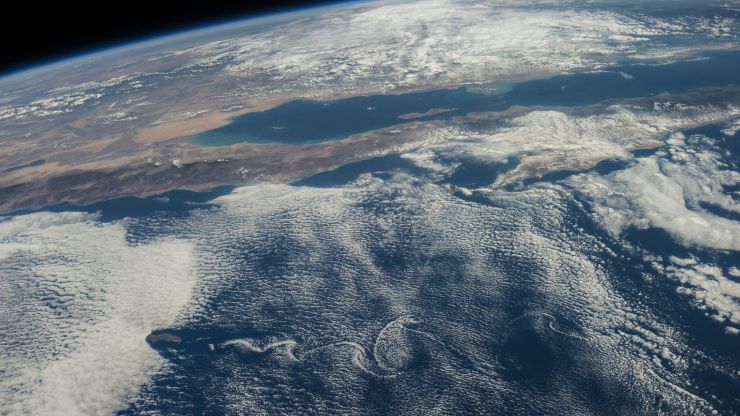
1 1 740 414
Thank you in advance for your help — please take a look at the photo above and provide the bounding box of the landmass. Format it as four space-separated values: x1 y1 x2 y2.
398 107 456 119
0 82 738 214
145 332 182 344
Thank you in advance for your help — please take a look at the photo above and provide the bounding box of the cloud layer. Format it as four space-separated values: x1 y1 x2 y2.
0 212 196 415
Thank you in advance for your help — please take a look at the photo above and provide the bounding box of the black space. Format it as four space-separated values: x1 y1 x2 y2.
0 0 345 76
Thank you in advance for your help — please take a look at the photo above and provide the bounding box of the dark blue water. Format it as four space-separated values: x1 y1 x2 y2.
293 154 429 187
443 156 521 189
123 117 740 414
120 174 740 415
8 185 234 222
294 153 520 189
1 159 45 173
193 51 740 146
41 120 728 415
516 157 636 189
683 122 740 167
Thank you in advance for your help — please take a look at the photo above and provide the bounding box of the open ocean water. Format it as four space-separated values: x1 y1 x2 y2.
45 118 733 414
116 131 740 413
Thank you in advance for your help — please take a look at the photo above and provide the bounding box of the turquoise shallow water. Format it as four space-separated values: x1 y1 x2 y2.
192 51 740 146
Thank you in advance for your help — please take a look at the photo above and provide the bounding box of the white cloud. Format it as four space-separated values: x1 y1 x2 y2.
660 258 740 330
145 176 725 413
721 117 740 136
568 136 740 251
563 126 739 334
0 212 196 415
210 0 739 97
401 102 739 186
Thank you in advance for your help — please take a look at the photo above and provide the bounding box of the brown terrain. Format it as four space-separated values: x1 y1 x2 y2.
0 102 435 213
1 81 738 215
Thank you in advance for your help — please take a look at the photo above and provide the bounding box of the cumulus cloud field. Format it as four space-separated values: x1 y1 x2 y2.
0 213 196 415
0 0 738 414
